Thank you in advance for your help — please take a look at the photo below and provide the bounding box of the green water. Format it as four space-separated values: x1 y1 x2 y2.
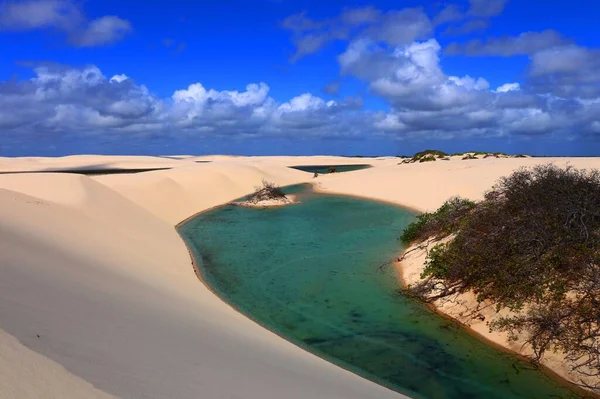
178 185 581 399
289 164 371 174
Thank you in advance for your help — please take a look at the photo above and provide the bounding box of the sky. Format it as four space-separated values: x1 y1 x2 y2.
0 0 600 156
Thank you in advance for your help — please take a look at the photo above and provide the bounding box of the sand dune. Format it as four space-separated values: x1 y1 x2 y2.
0 158 403 399
317 157 600 212
1 154 599 398
0 155 189 173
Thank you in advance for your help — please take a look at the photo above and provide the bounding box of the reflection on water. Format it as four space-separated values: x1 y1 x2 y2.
178 185 581 399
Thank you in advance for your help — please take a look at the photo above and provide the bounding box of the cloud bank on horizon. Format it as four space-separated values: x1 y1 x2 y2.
0 0 599 155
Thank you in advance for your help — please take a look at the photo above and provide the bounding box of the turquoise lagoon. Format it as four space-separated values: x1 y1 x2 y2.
178 185 581 399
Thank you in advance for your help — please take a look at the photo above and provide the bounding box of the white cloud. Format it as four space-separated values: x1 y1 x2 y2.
448 75 490 91
282 6 432 61
110 74 129 83
0 0 83 30
529 45 592 76
335 36 600 139
1 59 600 145
171 82 270 119
495 83 520 93
0 0 131 47
277 93 333 112
70 16 132 47
374 114 406 131
446 30 569 56
340 39 490 110
527 45 600 98
0 64 369 138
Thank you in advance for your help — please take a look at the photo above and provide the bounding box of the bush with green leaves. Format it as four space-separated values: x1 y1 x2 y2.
404 164 600 390
413 149 447 159
400 197 476 245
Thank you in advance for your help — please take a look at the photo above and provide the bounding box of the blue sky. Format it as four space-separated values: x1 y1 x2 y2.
1 0 600 156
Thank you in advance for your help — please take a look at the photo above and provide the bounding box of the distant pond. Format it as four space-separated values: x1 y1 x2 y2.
289 164 371 174
0 167 173 176
178 184 581 399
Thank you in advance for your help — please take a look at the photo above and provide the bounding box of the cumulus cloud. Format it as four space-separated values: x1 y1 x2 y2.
0 64 369 138
2 43 600 145
0 0 132 47
336 36 600 139
526 45 600 98
339 38 491 111
446 30 569 56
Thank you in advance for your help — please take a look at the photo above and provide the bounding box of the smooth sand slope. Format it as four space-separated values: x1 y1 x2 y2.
1 154 598 398
0 157 405 399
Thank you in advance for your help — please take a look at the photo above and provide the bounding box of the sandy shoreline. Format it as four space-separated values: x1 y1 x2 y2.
1 154 599 398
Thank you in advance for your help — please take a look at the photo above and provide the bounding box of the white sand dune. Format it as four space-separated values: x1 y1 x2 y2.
0 154 191 173
1 154 599 398
317 157 600 212
0 158 404 399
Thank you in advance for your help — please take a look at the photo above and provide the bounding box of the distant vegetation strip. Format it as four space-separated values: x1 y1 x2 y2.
398 149 530 164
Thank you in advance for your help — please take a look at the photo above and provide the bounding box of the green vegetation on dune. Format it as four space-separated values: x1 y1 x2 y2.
401 164 600 392
413 149 448 159
399 150 525 165
399 149 448 164
400 197 476 245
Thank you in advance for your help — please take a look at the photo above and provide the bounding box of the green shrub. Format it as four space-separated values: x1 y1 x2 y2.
413 149 447 159
421 243 449 279
407 164 600 385
419 154 437 163
400 197 476 245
